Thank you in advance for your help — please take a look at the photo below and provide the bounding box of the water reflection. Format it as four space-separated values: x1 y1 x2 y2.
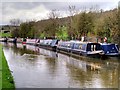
1 42 120 88
3 43 40 55
65 56 119 88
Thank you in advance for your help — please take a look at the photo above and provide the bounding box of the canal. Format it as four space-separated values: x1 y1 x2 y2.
1 42 120 88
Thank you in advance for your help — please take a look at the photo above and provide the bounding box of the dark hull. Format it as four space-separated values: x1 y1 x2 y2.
57 47 71 52
39 45 57 51
0 39 7 42
57 49 102 59
26 42 36 46
103 53 120 57
57 48 102 58
9 40 17 44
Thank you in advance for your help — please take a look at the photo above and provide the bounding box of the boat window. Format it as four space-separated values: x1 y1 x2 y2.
64 43 66 47
74 44 79 49
64 43 67 47
96 44 101 50
67 43 70 48
50 40 57 46
70 43 74 49
82 44 86 50
87 44 91 51
79 44 82 49
74 44 77 49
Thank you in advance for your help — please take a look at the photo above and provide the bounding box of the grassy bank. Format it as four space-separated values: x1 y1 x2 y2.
0 45 2 90
0 32 11 37
0 44 15 89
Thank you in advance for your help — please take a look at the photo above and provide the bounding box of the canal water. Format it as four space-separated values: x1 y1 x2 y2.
1 42 120 88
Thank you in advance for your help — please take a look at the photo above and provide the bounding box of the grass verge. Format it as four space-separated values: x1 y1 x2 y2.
0 32 11 37
0 45 2 90
0 44 15 89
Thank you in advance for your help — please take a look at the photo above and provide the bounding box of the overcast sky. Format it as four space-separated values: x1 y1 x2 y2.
0 0 120 25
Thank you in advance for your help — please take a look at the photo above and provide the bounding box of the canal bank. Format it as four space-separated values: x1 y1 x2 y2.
0 44 15 89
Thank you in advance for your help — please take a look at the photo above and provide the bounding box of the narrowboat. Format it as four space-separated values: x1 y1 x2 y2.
57 41 71 52
21 38 27 44
50 39 59 51
101 43 120 57
39 39 52 48
13 37 17 44
39 39 59 51
71 42 103 56
0 37 19 44
26 39 40 45
0 37 8 42
57 41 104 57
7 38 17 44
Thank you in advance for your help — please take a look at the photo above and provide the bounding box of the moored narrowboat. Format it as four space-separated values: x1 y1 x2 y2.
71 42 103 56
39 39 59 51
0 37 8 42
57 41 71 52
26 39 40 45
8 37 17 44
57 41 104 57
101 43 120 57
39 39 52 48
50 39 59 51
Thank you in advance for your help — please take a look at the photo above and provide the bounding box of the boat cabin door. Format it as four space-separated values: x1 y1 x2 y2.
91 45 96 51
87 43 101 51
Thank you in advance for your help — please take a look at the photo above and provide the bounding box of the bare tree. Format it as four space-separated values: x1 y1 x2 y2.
45 9 61 38
68 5 77 16
10 19 21 26
48 9 60 19
68 5 78 39
10 19 22 37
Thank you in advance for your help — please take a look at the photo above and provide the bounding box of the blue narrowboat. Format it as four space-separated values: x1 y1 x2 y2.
57 41 104 56
39 39 59 51
101 43 120 56
71 42 103 56
57 41 71 52
50 39 59 51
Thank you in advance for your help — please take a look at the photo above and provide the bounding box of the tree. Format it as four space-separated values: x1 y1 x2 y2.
19 21 36 38
68 6 95 40
111 8 120 45
75 12 94 39
11 28 19 37
56 26 68 40
68 5 76 16
44 9 60 38
10 19 21 37
68 5 77 39
94 8 120 43
48 9 60 19
10 19 21 26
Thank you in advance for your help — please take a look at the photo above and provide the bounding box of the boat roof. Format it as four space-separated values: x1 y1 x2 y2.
70 40 99 44
100 43 118 45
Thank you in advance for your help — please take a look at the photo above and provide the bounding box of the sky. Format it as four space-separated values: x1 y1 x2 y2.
0 0 120 25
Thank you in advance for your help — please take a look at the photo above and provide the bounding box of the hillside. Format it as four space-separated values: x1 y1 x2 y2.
1 8 120 45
